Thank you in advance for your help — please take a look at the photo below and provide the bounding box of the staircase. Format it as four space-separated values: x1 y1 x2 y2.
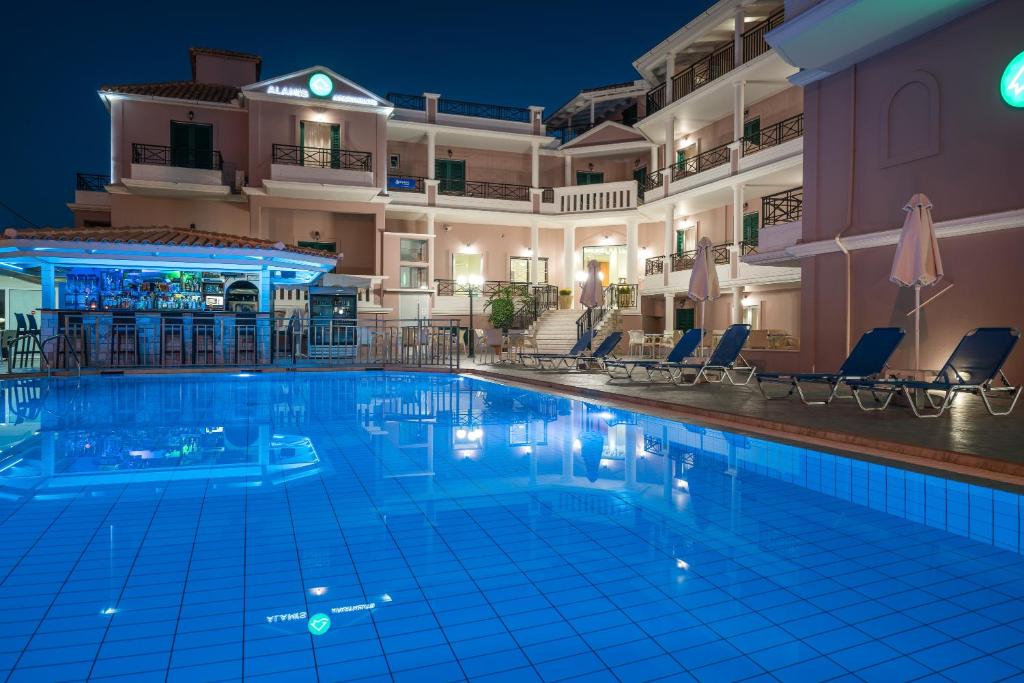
531 308 621 353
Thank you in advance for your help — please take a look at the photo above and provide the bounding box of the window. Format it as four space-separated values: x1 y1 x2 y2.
389 153 401 169
400 266 428 289
452 253 481 280
676 149 687 167
399 238 428 262
742 302 761 329
576 171 604 185
743 117 761 145
170 121 214 169
435 159 465 194
298 240 337 253
742 212 759 246
510 257 548 283
300 121 341 168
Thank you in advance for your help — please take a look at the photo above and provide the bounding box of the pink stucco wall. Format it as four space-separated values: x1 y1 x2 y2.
801 0 1024 378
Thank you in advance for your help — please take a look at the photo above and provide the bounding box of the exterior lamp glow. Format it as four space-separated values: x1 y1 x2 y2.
575 271 589 283
1000 50 1024 108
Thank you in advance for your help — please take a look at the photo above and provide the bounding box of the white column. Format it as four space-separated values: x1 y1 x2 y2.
732 285 742 325
40 263 55 309
650 145 659 173
110 100 122 184
589 98 596 125
733 81 746 148
625 218 639 285
664 116 675 178
664 292 674 335
426 213 436 287
664 53 675 102
564 155 572 186
663 206 674 287
734 8 746 65
530 141 540 188
563 223 576 308
426 131 436 180
530 219 540 285
258 267 271 313
732 182 744 248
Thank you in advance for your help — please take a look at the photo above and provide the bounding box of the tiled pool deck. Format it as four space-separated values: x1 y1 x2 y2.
461 360 1024 488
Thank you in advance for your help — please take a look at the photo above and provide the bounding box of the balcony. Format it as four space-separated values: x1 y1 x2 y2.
439 179 532 201
76 173 108 192
741 113 804 156
645 10 785 118
543 180 639 214
130 143 225 187
72 172 111 212
756 186 803 256
387 93 531 123
269 143 373 187
672 143 732 181
547 122 597 145
387 175 426 193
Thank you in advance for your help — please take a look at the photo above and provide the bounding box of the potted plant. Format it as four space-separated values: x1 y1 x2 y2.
486 284 519 332
558 288 573 309
617 284 634 308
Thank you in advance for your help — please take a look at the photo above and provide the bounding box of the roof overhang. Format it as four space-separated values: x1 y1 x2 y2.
0 240 337 284
242 66 394 116
768 0 995 84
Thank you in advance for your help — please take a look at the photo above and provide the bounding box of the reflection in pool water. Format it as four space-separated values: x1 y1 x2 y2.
0 372 1021 681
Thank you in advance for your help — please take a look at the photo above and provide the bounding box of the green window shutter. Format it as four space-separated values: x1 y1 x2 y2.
743 212 759 246
743 117 761 145
330 125 341 169
675 308 695 332
436 159 465 194
193 124 212 169
299 121 305 165
170 122 189 168
675 230 685 254
676 149 686 167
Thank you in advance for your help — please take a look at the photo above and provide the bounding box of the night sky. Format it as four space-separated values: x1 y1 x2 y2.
2 0 716 228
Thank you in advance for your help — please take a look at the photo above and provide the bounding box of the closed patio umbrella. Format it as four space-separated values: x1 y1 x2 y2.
688 236 721 355
579 260 602 309
890 193 943 372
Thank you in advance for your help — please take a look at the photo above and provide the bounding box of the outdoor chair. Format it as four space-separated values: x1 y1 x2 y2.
605 328 703 382
627 329 645 356
848 327 1021 418
566 332 623 372
520 330 593 369
756 327 905 405
656 323 755 386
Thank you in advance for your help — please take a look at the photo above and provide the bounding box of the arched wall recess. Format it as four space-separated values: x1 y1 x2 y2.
881 70 941 168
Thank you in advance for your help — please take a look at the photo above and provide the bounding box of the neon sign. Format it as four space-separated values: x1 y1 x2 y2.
308 72 333 98
1000 50 1024 108
265 77 378 107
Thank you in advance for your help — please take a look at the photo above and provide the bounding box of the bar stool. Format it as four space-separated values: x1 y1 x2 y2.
192 314 215 365
57 312 86 368
111 314 138 367
161 314 185 366
235 313 256 365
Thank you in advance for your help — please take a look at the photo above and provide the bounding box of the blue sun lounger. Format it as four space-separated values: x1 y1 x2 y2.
604 328 704 381
756 327 905 405
540 331 622 371
657 324 755 386
520 330 593 369
849 327 1021 418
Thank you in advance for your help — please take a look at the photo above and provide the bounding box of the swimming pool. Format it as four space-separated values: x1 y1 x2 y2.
0 371 1022 682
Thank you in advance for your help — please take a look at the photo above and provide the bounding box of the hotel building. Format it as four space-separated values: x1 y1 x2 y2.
52 0 1024 376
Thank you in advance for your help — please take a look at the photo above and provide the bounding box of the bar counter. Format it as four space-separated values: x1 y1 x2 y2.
39 310 272 368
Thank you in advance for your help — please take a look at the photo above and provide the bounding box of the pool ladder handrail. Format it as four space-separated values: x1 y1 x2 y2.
37 333 82 378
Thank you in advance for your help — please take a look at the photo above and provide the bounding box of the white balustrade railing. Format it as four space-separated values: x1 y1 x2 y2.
550 180 638 214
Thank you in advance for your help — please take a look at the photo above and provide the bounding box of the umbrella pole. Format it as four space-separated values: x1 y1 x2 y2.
914 285 921 373
701 301 706 358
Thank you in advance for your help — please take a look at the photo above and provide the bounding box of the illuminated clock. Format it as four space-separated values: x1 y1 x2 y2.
308 72 333 98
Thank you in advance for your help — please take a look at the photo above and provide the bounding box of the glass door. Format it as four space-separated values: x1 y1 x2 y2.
581 245 627 285
170 121 213 169
510 257 548 284
436 159 466 194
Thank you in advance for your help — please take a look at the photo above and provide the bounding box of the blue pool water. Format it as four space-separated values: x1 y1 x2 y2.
0 372 1023 683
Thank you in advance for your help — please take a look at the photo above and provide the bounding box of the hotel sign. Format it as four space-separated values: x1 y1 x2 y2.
265 72 378 107
1000 50 1024 108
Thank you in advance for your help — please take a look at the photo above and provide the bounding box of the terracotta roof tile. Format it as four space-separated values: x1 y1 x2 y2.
2 226 337 259
99 81 241 104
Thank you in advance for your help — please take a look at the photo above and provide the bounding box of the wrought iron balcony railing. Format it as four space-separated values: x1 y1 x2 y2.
670 242 732 272
132 143 223 170
742 10 785 63
541 187 555 203
438 179 531 201
436 279 537 298
386 93 426 111
672 43 735 102
671 143 732 181
762 186 803 226
272 144 372 171
645 255 664 276
547 122 596 145
646 83 667 116
439 98 532 123
76 173 108 192
741 113 804 155
642 169 664 192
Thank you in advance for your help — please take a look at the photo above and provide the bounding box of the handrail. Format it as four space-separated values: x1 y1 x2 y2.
131 143 223 170
741 10 785 63
41 334 81 378
575 283 637 341
762 186 803 226
741 113 804 155
386 93 427 111
76 172 108 192
547 122 597 145
385 93 532 122
438 179 531 201
672 143 732 180
670 242 732 272
388 175 426 193
645 255 664 276
272 143 372 171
